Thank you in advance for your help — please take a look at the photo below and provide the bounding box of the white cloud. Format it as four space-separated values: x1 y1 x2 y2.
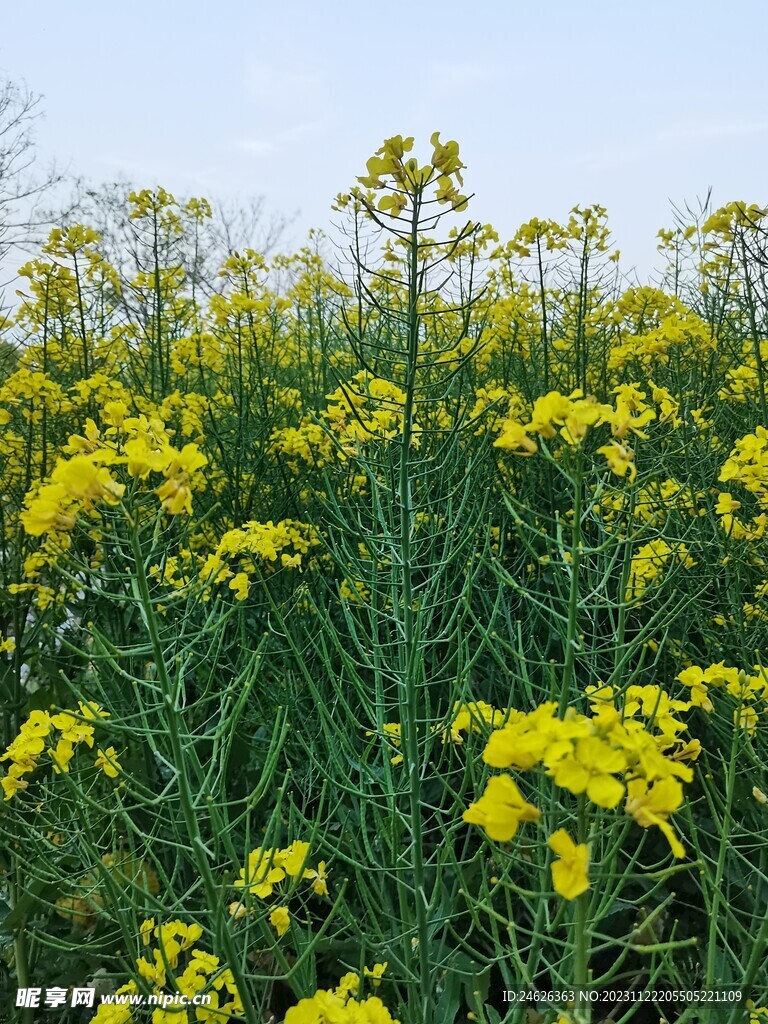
236 119 328 159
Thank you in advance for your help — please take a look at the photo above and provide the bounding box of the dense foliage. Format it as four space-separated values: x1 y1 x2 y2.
1 134 768 1024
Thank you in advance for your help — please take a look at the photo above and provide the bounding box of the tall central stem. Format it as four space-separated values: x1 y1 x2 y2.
398 186 432 1024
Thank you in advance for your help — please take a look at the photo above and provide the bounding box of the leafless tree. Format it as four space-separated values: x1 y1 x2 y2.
0 76 62 285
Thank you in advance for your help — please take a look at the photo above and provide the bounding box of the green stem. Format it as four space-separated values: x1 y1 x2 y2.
559 448 584 716
704 714 741 1023
127 519 259 1024
12 873 34 1024
573 795 591 1024
397 185 433 1024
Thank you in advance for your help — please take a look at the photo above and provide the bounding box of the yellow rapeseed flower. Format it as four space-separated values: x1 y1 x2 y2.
548 829 590 900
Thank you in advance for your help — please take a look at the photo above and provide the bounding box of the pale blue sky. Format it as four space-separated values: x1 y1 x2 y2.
3 0 768 275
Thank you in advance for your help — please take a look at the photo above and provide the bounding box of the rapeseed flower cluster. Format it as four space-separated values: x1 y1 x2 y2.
90 919 244 1024
1 701 117 800
20 409 208 537
676 661 768 733
355 131 467 216
284 967 398 1024
228 841 330 926
493 384 657 482
464 684 703 897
